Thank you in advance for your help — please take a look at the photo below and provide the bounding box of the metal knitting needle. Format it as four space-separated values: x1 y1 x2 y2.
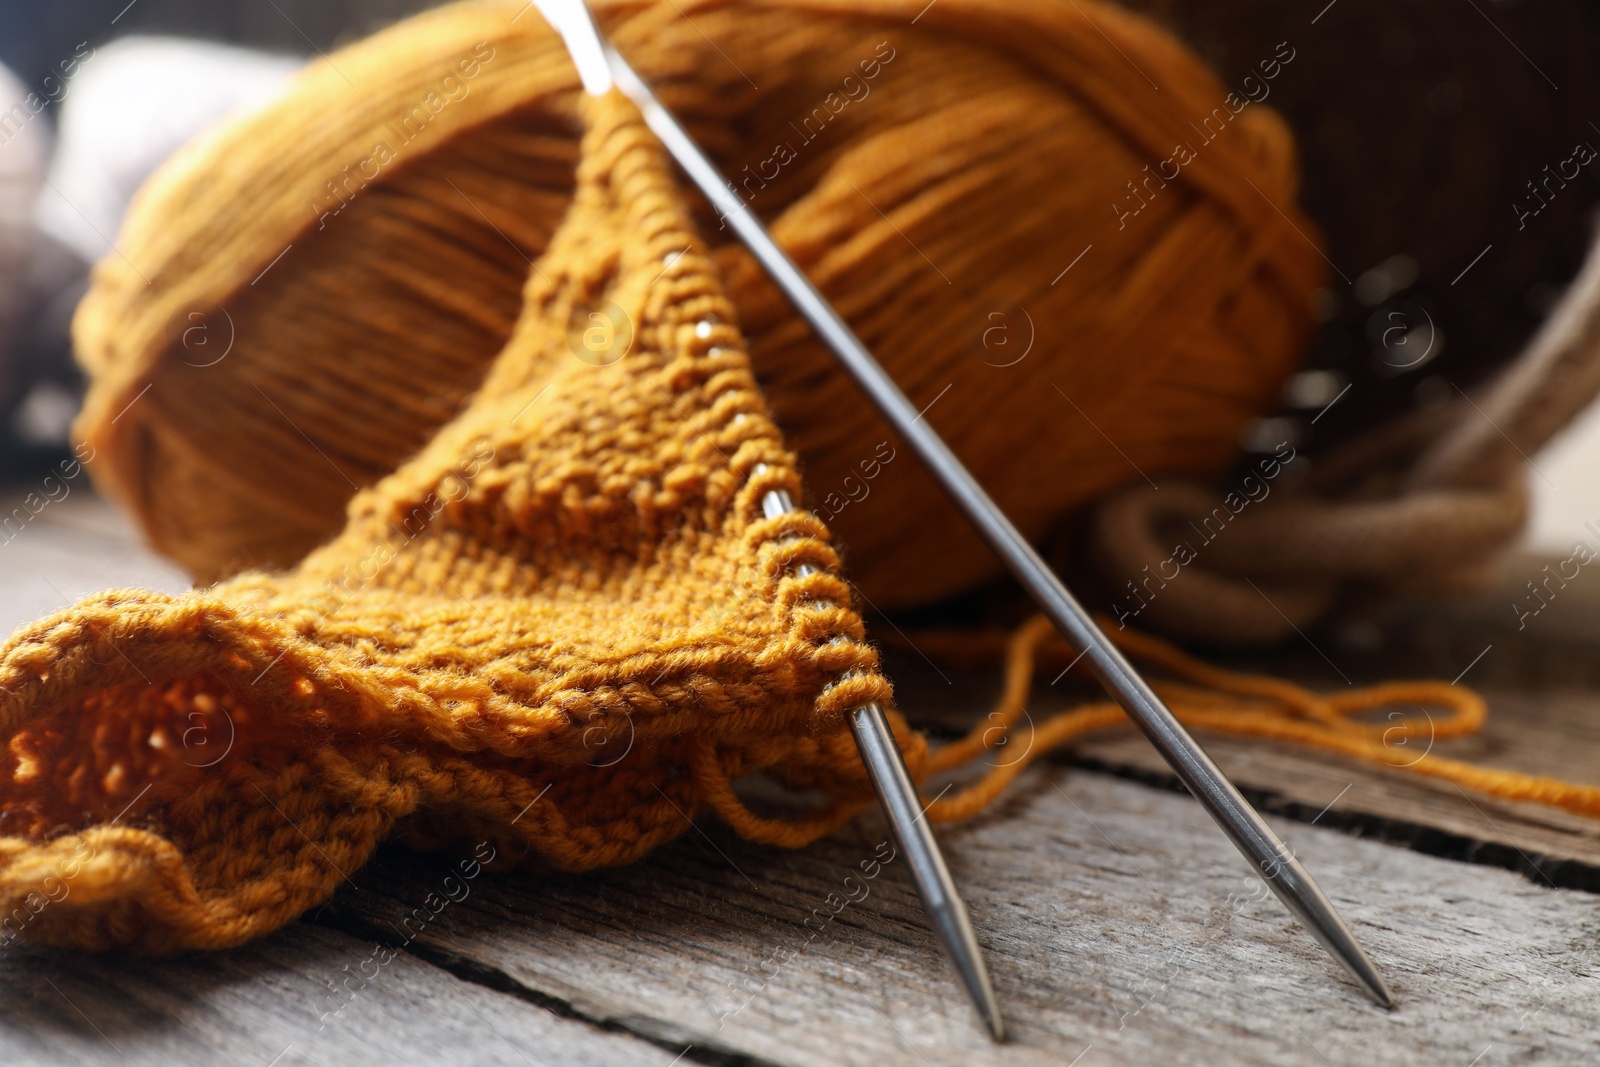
544 0 1393 1017
760 482 1005 1041
539 0 1005 1038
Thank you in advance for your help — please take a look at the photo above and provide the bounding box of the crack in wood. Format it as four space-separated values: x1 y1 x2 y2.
303 907 784 1067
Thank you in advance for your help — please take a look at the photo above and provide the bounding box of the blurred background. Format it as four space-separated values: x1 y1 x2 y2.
0 0 431 478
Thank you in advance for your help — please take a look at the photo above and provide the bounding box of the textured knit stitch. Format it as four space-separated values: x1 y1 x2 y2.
0 91 903 951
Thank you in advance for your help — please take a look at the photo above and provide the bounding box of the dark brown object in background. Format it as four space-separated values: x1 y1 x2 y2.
0 0 431 88
1123 0 1600 454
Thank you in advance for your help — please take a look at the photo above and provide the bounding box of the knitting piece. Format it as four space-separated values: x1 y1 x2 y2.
0 91 903 952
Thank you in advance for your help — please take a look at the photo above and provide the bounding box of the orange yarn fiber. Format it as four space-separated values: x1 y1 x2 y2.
919 617 1600 828
73 0 1324 610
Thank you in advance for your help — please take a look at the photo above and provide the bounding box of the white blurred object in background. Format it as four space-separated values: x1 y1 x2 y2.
1531 403 1600 552
0 38 302 453
34 37 303 265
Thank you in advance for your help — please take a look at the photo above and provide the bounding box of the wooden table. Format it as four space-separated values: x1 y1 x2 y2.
4 490 1600 1065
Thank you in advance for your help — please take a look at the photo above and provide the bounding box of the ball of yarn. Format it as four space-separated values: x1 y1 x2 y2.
73 0 1323 606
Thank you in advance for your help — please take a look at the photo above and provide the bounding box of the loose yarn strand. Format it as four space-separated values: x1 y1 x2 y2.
899 616 1600 827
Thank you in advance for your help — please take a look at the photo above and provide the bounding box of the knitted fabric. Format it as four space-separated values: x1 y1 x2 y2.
0 91 903 952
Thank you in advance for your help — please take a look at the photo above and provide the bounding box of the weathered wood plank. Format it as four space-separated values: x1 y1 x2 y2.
322 769 1600 1067
0 920 675 1066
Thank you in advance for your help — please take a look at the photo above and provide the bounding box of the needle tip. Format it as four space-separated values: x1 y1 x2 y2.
978 998 1007 1042
1310 895 1396 1011
1362 969 1397 1011
933 903 1006 1042
847 704 1007 1042
1264 852 1398 1011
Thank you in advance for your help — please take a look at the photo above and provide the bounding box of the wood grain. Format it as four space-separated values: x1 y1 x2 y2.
0 921 672 1066
1068 690 1600 889
320 769 1600 1067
